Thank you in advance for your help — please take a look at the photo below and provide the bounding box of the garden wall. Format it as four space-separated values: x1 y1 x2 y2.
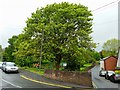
44 70 92 87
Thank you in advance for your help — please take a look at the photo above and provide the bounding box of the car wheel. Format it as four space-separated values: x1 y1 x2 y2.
3 69 5 72
16 70 19 73
105 74 109 80
110 75 116 83
99 72 102 76
99 71 102 77
5 68 7 73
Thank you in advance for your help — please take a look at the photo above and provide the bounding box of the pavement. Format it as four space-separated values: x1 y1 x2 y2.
19 69 92 89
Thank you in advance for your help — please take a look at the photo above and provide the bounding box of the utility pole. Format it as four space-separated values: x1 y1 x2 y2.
117 47 120 67
39 29 44 70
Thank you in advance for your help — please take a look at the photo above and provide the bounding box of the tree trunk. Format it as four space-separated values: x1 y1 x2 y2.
56 62 60 70
55 54 61 70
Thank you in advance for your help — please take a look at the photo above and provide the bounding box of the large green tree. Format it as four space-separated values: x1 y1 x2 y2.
21 2 95 70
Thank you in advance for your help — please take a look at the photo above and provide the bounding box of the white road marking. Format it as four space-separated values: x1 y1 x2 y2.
92 81 97 88
2 79 22 88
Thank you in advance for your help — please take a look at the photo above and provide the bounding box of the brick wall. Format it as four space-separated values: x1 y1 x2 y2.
44 70 92 87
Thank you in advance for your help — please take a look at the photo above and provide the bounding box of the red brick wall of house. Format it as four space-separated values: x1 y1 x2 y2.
104 57 117 71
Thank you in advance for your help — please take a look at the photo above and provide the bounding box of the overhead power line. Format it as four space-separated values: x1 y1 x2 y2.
92 0 119 12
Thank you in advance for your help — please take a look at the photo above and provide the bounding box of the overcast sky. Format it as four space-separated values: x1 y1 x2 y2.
0 0 119 51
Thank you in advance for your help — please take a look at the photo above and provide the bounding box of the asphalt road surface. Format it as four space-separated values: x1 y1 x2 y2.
3 65 119 89
91 65 120 89
1 69 58 89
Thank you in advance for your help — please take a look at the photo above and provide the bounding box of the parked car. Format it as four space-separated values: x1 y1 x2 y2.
0 62 3 69
105 71 114 80
105 68 120 82
99 70 107 76
2 62 19 73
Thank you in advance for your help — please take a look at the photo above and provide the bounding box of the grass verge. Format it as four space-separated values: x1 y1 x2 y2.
20 67 45 75
80 63 93 71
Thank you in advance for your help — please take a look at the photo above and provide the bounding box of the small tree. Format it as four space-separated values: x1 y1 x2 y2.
102 38 119 57
0 45 3 61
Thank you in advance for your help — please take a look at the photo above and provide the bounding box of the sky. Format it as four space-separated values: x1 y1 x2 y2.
0 0 119 51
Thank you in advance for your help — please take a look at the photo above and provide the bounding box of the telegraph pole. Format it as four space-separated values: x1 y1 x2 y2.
39 29 44 70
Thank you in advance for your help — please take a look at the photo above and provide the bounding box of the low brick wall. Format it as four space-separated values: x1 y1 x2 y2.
44 70 92 87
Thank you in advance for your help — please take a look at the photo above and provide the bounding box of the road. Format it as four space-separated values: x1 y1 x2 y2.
91 65 120 88
1 69 59 89
3 65 119 89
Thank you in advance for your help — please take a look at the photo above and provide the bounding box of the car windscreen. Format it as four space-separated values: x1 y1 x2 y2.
6 63 16 66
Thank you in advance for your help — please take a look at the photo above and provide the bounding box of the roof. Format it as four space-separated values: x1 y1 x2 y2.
100 56 117 61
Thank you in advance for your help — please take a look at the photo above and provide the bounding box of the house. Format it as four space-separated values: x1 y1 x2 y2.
100 56 117 71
